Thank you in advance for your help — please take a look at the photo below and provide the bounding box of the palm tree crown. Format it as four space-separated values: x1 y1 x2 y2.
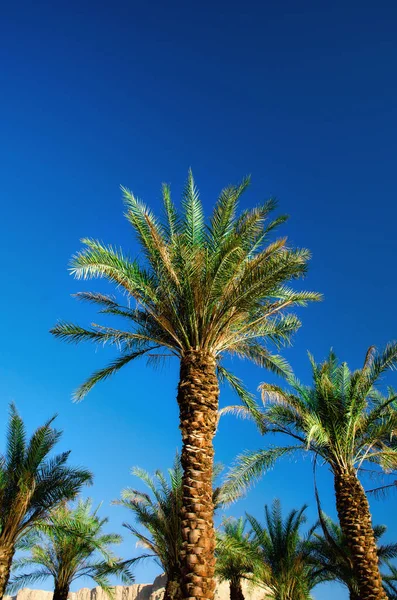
215 517 264 599
8 498 133 596
115 454 184 583
246 500 318 600
0 404 92 543
223 345 397 495
50 171 320 400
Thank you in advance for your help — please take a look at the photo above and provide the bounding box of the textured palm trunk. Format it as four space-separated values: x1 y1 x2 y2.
0 544 15 599
164 577 181 600
334 467 387 600
53 582 70 600
177 350 219 600
229 579 245 600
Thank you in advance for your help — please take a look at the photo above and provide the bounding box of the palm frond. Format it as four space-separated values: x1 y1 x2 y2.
181 169 204 248
73 348 157 401
217 365 265 431
224 446 300 502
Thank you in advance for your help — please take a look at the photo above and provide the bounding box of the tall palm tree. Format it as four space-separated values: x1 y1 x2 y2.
215 517 264 600
223 346 397 600
0 404 92 598
115 453 233 600
50 172 320 600
309 517 397 600
246 500 318 600
8 498 133 600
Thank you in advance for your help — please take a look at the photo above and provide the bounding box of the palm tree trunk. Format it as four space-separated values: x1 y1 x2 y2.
164 578 181 600
230 579 245 600
177 350 219 600
0 543 15 599
334 467 387 600
53 582 70 600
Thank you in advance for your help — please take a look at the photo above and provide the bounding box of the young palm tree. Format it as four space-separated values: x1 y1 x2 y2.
115 454 183 600
309 517 397 600
50 172 320 600
0 404 92 598
246 500 318 600
215 517 264 600
223 345 397 600
8 499 133 600
115 453 233 600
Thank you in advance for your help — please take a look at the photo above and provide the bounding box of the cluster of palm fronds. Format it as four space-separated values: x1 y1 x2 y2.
50 171 320 401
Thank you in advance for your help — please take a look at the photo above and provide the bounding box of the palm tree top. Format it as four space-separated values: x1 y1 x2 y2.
246 499 319 599
8 498 133 596
222 345 397 497
247 500 308 569
114 453 183 577
0 404 92 539
51 171 320 400
215 516 265 584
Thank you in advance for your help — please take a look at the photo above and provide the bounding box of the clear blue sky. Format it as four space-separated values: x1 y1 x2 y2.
1 1 397 598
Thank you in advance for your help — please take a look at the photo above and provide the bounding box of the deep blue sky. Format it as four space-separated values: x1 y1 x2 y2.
1 1 397 598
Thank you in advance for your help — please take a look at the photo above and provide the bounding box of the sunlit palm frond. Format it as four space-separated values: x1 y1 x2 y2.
223 447 300 503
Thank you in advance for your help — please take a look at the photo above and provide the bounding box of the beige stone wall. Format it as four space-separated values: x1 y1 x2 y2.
5 574 268 600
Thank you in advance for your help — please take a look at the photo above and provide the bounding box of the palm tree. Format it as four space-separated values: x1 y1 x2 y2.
50 172 320 600
8 498 133 600
115 453 233 600
309 517 397 600
115 454 183 600
223 346 397 600
0 404 92 598
215 517 264 600
246 500 318 600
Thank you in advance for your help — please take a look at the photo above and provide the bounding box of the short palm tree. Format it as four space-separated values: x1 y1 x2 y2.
246 500 317 600
115 453 232 600
50 172 320 599
309 516 397 600
115 455 183 600
0 404 92 598
215 517 264 600
224 346 397 600
8 499 133 600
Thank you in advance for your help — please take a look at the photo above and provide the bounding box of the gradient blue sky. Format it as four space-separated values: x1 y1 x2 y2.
1 1 397 598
